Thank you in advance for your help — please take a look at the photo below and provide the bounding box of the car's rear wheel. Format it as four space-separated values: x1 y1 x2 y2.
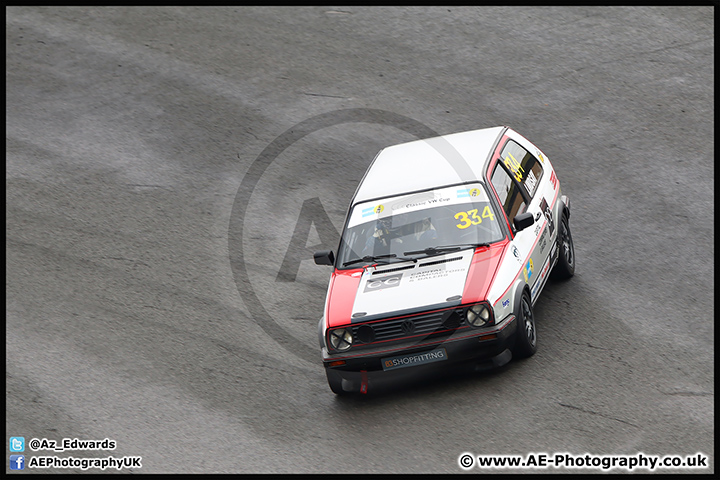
512 291 537 359
551 214 575 280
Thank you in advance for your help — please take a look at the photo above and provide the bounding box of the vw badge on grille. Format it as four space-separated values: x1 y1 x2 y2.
401 319 415 335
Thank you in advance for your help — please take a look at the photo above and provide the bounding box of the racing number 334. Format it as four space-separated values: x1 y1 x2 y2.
455 206 495 229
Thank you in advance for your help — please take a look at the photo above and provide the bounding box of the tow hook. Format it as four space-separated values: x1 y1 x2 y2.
360 370 368 394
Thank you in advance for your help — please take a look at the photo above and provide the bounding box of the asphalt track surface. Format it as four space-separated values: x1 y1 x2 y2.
6 6 714 474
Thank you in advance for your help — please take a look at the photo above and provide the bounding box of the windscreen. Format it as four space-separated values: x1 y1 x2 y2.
337 184 504 268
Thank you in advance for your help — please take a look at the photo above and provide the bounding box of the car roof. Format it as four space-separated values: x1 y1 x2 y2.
352 126 507 205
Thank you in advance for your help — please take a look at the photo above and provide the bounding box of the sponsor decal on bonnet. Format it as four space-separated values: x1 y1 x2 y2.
351 250 474 318
363 273 403 292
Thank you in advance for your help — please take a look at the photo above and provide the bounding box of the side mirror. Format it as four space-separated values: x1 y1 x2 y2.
513 212 534 232
314 250 335 266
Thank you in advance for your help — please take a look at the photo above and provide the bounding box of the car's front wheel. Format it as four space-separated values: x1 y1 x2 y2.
512 291 537 359
551 214 575 280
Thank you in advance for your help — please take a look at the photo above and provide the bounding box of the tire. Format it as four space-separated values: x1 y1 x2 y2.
512 291 537 359
551 214 575 280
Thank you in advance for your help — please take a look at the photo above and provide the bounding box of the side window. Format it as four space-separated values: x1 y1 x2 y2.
491 164 526 220
500 140 543 198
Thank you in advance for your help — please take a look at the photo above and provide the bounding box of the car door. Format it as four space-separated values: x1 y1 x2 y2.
490 137 551 304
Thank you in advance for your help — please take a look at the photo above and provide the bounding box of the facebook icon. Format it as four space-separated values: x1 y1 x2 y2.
10 455 25 470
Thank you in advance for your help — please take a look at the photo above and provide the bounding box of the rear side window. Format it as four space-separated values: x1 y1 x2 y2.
491 164 526 220
500 140 543 197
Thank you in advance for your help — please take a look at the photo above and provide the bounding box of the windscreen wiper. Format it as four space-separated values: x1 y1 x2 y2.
403 243 491 257
342 253 417 267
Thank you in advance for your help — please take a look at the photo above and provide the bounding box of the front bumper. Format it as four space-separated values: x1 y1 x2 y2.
323 315 517 393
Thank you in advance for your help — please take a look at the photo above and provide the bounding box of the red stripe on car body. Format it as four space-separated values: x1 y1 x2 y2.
325 268 363 328
460 241 508 305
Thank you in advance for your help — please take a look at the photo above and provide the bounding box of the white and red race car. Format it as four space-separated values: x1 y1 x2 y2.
314 126 574 394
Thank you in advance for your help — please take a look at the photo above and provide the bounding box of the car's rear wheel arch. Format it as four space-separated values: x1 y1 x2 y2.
551 207 575 280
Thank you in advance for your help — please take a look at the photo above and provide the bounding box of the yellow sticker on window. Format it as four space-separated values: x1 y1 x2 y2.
504 152 525 182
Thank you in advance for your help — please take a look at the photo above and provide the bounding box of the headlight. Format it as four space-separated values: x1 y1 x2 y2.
465 304 491 327
329 328 353 351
